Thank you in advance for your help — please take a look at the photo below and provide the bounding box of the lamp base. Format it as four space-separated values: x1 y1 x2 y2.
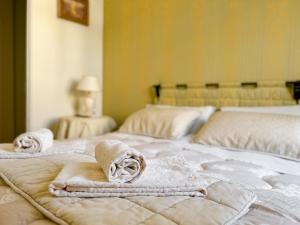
77 94 97 118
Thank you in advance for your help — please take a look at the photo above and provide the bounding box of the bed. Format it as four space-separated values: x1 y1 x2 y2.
0 81 300 225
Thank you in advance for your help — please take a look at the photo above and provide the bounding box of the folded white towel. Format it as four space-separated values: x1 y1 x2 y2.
95 140 146 183
49 161 210 198
14 129 54 153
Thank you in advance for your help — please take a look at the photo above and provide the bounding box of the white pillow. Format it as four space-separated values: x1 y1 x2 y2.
119 107 203 139
146 104 216 133
194 111 300 159
221 105 300 116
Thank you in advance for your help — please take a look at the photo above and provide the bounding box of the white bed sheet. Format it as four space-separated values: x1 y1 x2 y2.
0 132 299 225
86 132 300 176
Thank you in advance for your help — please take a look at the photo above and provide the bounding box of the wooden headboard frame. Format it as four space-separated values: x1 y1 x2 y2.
153 81 300 107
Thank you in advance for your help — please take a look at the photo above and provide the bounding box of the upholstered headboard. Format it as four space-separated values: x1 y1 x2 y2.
153 81 300 107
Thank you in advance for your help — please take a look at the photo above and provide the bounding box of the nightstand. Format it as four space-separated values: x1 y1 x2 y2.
55 116 117 140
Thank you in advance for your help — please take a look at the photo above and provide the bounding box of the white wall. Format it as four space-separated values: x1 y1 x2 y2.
27 0 103 131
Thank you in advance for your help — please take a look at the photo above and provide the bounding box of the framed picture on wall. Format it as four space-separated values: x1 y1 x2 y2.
57 0 89 26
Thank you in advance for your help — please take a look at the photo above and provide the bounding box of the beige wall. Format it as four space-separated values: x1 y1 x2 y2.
27 0 103 131
104 0 300 124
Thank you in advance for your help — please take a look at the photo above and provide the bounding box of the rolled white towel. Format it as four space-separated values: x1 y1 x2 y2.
95 140 146 183
14 129 54 153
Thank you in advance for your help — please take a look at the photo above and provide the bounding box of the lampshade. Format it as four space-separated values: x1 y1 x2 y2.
77 75 100 92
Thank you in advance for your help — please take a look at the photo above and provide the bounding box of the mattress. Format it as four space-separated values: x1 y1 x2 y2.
0 132 299 225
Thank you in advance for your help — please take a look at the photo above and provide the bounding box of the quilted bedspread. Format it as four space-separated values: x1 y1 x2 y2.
0 132 300 225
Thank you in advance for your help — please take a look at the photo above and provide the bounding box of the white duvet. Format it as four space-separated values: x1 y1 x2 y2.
0 132 300 225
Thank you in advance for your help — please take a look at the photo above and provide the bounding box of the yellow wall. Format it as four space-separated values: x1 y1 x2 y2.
104 0 300 124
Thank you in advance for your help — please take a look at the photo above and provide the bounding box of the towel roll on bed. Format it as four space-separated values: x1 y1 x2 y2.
95 140 146 183
14 129 54 153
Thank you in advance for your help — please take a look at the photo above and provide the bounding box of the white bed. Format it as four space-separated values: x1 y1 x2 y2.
0 132 300 225
0 81 300 225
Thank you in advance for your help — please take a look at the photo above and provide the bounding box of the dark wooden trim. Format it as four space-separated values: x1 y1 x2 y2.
286 81 300 102
153 84 161 98
13 0 27 135
241 82 258 88
0 0 15 141
176 84 188 89
205 83 219 88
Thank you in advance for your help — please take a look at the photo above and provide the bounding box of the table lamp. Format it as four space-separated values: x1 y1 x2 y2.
76 75 100 117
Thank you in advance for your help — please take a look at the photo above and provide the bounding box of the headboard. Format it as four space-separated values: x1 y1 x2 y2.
153 81 300 107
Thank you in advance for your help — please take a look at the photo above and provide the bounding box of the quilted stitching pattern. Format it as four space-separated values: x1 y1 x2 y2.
0 133 299 225
0 155 257 225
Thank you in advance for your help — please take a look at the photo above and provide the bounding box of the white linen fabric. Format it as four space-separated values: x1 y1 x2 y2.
194 111 300 159
119 107 202 139
49 160 209 197
146 104 216 133
0 132 300 225
0 139 87 159
13 129 53 153
56 116 117 140
0 154 256 225
0 179 56 225
95 140 146 183
221 105 300 116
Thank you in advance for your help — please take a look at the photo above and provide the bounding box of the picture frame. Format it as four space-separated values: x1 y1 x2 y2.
57 0 89 26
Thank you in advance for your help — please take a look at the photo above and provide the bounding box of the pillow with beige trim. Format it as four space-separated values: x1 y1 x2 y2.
119 107 208 139
146 104 216 133
221 105 300 116
194 111 300 159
